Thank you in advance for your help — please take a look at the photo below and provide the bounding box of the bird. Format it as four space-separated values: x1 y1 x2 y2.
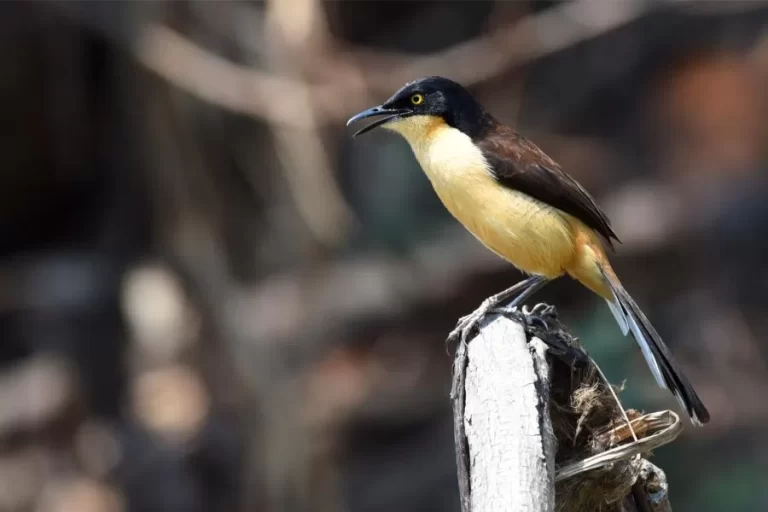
346 76 709 425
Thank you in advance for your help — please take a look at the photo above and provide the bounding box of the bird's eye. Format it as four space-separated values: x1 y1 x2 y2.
410 93 424 105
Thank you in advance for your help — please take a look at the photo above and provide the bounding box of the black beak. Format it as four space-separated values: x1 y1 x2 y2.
346 105 403 137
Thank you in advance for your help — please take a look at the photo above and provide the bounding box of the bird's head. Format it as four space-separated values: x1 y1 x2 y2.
347 76 491 142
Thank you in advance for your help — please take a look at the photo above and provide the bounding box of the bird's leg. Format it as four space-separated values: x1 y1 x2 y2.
492 276 549 312
446 275 548 349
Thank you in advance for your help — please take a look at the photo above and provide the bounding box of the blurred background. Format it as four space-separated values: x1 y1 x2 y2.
2 1 768 511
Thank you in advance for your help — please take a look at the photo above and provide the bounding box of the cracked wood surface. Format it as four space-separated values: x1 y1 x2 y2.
461 315 556 512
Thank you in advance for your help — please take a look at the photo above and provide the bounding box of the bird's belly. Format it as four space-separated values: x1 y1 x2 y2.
433 177 575 278
400 118 575 277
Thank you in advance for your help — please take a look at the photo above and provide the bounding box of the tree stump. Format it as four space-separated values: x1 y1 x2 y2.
451 306 680 512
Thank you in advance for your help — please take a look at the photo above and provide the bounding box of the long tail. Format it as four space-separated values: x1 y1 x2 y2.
602 270 710 425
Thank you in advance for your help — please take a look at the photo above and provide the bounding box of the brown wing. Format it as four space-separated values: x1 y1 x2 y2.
476 125 620 249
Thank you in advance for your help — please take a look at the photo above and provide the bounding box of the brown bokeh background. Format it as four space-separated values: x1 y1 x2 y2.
1 1 768 511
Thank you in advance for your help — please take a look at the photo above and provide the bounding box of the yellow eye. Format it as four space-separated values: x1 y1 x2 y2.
410 93 424 105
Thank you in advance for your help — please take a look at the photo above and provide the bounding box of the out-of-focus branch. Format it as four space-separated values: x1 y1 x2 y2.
133 0 658 129
135 23 364 129
262 0 357 246
356 0 647 93
0 355 75 439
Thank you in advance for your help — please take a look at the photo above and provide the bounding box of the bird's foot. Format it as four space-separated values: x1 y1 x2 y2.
447 299 558 352
446 297 499 352
492 302 558 331
523 302 558 330
446 276 550 354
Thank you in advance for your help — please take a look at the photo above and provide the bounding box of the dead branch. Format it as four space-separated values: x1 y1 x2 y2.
451 307 683 512
453 316 555 511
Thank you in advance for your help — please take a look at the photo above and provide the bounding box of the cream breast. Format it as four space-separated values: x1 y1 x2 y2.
386 115 575 277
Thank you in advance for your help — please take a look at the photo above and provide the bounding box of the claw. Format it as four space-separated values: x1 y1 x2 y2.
528 302 555 317
490 305 522 319
445 300 498 351
539 303 558 317
500 303 554 331
527 315 550 331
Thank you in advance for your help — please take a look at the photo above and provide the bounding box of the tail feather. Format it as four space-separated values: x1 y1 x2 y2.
605 295 629 336
603 274 710 426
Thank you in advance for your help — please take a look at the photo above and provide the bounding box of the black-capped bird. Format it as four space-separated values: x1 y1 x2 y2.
347 76 709 425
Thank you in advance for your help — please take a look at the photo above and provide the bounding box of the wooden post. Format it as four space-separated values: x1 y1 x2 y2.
451 307 678 512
